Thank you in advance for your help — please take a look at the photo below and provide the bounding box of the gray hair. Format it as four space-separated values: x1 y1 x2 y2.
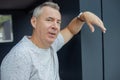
32 2 60 18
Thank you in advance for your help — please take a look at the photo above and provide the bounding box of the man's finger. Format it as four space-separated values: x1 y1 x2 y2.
87 23 95 32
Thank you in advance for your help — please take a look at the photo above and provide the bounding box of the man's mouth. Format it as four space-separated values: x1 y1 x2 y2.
49 32 57 38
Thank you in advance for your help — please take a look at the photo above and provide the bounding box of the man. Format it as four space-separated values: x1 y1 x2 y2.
1 1 106 80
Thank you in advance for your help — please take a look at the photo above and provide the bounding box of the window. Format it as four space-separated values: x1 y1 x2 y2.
0 15 13 43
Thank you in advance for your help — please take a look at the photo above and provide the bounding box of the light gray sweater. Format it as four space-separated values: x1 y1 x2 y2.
1 33 64 80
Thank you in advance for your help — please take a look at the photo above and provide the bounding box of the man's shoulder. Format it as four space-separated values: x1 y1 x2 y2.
6 36 32 58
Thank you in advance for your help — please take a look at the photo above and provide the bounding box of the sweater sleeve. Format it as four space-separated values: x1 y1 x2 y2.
1 48 32 80
52 33 65 51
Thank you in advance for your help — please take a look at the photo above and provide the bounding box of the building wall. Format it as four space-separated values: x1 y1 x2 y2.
80 0 120 80
103 0 120 80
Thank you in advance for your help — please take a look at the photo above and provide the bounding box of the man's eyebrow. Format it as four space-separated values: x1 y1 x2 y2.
47 17 54 20
47 17 61 21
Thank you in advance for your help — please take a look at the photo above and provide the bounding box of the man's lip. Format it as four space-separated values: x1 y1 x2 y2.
49 31 57 35
48 32 56 37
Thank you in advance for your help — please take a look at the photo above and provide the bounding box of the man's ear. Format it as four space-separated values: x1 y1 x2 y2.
31 17 37 29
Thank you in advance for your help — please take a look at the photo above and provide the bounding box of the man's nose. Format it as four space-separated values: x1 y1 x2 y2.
51 22 59 30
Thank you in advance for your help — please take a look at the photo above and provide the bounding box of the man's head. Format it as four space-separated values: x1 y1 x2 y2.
30 2 61 48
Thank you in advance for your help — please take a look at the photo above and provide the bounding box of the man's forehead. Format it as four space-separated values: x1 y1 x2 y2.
40 7 61 19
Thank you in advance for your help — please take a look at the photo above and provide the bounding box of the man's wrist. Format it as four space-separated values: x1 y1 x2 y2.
77 12 85 22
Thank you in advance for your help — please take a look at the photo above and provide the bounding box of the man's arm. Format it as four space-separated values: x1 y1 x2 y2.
60 11 106 44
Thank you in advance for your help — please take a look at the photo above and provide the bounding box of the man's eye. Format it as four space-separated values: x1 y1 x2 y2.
57 21 61 24
46 19 52 21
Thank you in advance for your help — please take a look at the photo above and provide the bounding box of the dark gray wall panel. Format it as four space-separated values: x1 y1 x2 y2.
54 0 82 80
80 0 103 80
103 0 120 80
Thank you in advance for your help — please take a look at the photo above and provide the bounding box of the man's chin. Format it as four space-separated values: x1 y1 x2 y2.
47 39 55 44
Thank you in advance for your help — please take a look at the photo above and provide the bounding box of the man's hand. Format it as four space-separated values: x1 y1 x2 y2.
79 11 107 33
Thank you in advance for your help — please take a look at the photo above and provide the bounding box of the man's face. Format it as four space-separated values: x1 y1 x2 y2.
32 6 61 45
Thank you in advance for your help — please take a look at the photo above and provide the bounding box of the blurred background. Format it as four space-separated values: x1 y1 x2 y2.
0 0 120 80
